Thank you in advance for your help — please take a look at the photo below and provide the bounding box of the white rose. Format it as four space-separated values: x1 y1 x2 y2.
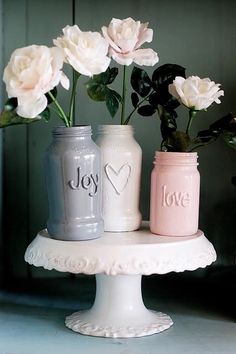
3 45 69 118
102 17 159 66
168 76 224 110
54 25 111 77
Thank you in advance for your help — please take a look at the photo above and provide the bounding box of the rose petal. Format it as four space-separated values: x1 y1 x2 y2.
3 44 68 110
102 26 122 53
109 48 133 66
54 26 110 76
132 48 159 66
135 24 153 49
60 72 70 90
17 94 47 118
62 24 82 38
89 56 111 75
168 83 179 99
171 77 187 99
65 49 93 76
170 75 224 110
103 17 157 65
106 17 140 52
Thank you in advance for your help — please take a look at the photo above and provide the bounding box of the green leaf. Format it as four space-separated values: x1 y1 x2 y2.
4 97 18 111
89 71 108 85
106 67 119 84
0 109 40 128
151 90 180 111
223 131 236 150
195 129 220 144
106 90 119 118
109 89 122 103
131 66 152 97
209 113 235 132
40 107 50 122
192 113 236 149
86 68 120 118
152 64 186 111
152 63 186 89
86 82 108 101
137 105 156 116
148 92 159 108
86 68 120 105
131 92 139 108
0 97 48 127
88 67 119 85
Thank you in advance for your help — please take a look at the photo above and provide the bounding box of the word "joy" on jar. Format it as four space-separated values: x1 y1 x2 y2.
68 167 98 197
162 185 190 207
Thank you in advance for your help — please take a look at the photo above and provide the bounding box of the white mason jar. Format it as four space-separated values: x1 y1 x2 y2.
96 125 142 232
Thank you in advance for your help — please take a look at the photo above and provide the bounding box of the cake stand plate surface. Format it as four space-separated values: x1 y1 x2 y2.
25 223 216 338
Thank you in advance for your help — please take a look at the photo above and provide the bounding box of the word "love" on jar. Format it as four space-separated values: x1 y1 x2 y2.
162 185 190 207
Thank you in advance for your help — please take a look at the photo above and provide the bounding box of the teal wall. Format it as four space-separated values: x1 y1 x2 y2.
2 0 236 279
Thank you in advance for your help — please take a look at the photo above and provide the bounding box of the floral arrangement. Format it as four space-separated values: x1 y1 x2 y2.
86 17 159 124
0 25 112 127
0 17 235 152
130 65 235 152
0 17 158 128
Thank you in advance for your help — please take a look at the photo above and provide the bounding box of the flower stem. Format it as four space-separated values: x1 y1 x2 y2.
123 108 136 125
69 70 80 127
48 91 69 127
120 65 127 125
123 91 154 125
186 109 197 135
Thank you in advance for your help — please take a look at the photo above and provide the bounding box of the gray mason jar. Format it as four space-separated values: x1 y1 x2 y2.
45 125 103 241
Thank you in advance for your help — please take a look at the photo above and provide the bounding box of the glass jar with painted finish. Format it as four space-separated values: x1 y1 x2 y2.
45 125 103 241
150 152 200 236
96 125 142 232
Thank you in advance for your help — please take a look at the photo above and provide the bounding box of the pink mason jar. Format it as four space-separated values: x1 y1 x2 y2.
150 152 200 236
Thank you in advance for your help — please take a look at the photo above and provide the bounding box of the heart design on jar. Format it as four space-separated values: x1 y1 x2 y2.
105 163 131 195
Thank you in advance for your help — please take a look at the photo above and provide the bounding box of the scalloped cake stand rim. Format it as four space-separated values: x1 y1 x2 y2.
24 223 217 276
65 309 173 338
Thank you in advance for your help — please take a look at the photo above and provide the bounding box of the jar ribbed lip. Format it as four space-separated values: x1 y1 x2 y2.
52 125 92 137
98 124 134 135
154 151 198 166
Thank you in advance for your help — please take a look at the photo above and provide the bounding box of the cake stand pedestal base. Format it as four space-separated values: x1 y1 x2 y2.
24 223 217 338
65 274 173 338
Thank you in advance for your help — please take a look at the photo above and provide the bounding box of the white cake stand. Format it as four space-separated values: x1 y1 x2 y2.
24 222 216 338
